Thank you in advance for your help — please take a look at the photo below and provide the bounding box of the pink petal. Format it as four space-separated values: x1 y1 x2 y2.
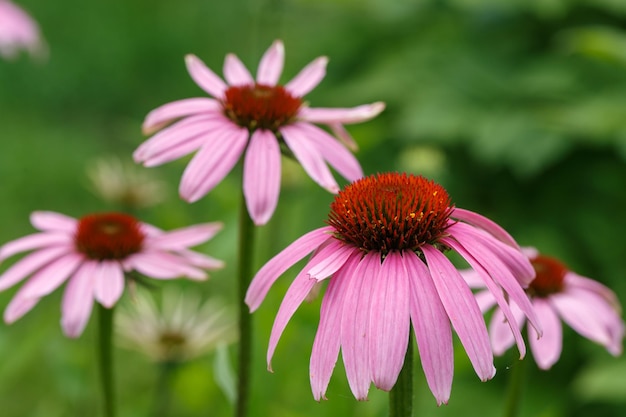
30 211 77 233
298 102 385 124
256 40 284 85
20 253 83 299
175 249 225 270
0 232 71 262
293 122 363 182
61 261 97 338
474 289 499 312
146 222 223 250
127 252 206 280
404 252 453 405
451 208 519 248
306 240 355 281
329 123 359 151
0 246 70 291
185 54 228 99
267 262 319 370
310 253 360 401
179 124 248 202
566 273 622 311
243 129 281 226
488 305 524 356
422 245 495 381
245 227 334 311
142 97 222 135
280 125 339 193
223 53 254 86
285 56 328 97
369 252 410 391
528 299 562 370
134 114 223 164
340 252 379 401
4 287 41 324
94 261 125 308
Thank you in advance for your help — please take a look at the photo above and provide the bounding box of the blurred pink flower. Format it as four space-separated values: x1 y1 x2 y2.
0 211 224 338
464 248 624 370
245 172 540 405
0 0 45 59
134 40 384 225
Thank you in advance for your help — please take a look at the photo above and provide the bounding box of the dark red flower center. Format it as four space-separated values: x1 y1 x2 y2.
528 255 567 297
327 173 453 255
74 212 145 260
223 83 302 131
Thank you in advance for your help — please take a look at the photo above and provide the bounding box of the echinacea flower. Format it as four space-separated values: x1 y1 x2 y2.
464 247 624 370
0 0 45 59
134 39 385 225
0 211 224 338
245 172 541 404
116 287 237 363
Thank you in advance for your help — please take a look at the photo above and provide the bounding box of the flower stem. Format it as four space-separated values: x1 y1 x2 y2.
152 361 178 417
503 359 527 417
389 335 414 417
235 195 257 417
97 303 115 417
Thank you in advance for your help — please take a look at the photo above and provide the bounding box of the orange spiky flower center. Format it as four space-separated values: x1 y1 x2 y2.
75 213 145 260
223 83 302 131
327 173 454 255
528 255 567 297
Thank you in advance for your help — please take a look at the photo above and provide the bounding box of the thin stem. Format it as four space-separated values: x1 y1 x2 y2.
235 195 257 417
97 304 115 417
389 335 414 417
503 358 527 417
152 361 178 417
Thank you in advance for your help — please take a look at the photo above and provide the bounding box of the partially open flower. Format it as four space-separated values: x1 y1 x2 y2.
0 211 224 337
246 172 540 404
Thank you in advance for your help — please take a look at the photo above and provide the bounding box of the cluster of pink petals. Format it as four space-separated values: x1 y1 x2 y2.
0 211 224 338
134 40 384 225
246 208 541 405
464 248 625 370
0 0 45 59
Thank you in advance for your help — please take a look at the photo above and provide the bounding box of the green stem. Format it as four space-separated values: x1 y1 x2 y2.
152 361 178 417
235 195 257 417
502 358 527 417
389 335 414 417
97 304 115 417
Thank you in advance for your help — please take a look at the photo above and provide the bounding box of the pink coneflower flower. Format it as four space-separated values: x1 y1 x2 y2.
245 172 541 405
134 40 385 226
464 248 624 370
0 211 224 338
0 0 45 59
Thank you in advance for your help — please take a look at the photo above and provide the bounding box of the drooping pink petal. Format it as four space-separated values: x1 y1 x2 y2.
0 232 71 262
280 124 339 193
566 273 622 312
179 124 248 202
422 245 495 381
306 240 356 281
20 253 83 299
94 260 125 308
451 208 519 248
329 123 358 151
369 252 410 391
146 223 223 250
243 129 282 226
474 289 499 312
185 54 228 99
0 246 70 291
404 252 453 405
30 211 77 233
256 40 284 86
223 53 254 86
293 122 363 182
126 252 206 280
141 98 221 135
267 263 319 371
528 299 562 370
61 260 97 337
298 102 385 124
285 56 328 97
175 249 225 270
488 305 525 357
4 287 40 323
245 227 333 311
310 253 360 401
341 252 380 401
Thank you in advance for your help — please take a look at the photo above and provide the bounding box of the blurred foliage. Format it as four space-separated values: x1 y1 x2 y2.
1 0 625 416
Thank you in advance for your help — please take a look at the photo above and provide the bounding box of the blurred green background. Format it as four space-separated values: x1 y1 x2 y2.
1 0 626 416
